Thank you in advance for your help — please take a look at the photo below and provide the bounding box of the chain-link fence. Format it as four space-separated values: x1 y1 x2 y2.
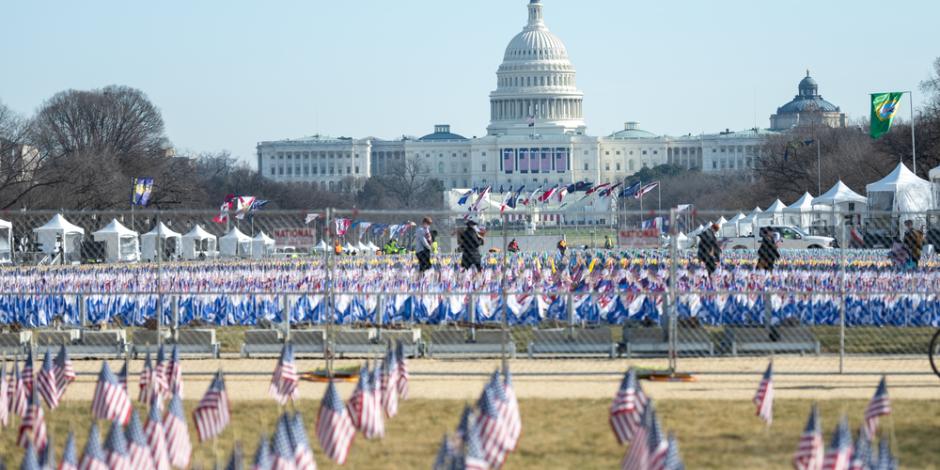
0 207 936 377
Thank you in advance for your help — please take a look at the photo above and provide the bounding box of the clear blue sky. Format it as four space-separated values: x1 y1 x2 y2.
2 0 936 166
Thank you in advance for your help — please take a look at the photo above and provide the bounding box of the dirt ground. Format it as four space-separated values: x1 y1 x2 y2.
61 355 940 402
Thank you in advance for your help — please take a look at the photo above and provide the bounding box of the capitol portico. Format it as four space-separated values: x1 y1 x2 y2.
257 0 844 195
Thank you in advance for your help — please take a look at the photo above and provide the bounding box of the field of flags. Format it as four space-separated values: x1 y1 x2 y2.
0 250 938 329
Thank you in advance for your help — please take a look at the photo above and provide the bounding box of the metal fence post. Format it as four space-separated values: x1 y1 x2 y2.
668 208 679 374
282 294 291 343
157 292 164 346
836 205 846 374
171 295 179 342
78 294 86 328
325 207 334 377
500 212 509 370
468 293 476 342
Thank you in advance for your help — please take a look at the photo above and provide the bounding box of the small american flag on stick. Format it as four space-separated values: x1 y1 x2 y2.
269 343 299 405
610 368 648 444
862 376 890 439
193 370 231 442
753 361 774 426
793 404 824 470
91 361 131 425
317 380 356 465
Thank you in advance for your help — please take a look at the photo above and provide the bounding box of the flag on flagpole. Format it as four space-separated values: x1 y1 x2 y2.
53 344 76 400
168 345 183 399
475 380 510 468
127 409 156 470
154 345 170 399
635 182 659 199
132 178 155 207
822 416 854 470
619 181 642 199
754 361 774 426
269 343 300 405
193 370 231 442
870 92 904 139
18 388 47 451
36 350 59 409
91 361 131 425
380 344 399 419
22 347 34 395
145 396 172 470
79 422 108 470
502 365 522 450
139 352 156 404
104 419 132 470
317 380 356 464
793 404 824 470
11 356 28 418
305 213 321 225
862 376 890 438
621 402 654 470
395 342 409 400
163 392 193 469
609 368 649 444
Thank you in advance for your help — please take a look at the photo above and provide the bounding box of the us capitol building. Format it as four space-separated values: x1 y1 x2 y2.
257 0 846 195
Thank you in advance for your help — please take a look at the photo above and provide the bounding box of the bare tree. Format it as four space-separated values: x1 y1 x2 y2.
0 101 58 209
373 158 444 209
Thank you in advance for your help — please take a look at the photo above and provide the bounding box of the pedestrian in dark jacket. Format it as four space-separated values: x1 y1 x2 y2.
459 221 484 270
756 227 780 271
902 219 924 268
697 223 721 275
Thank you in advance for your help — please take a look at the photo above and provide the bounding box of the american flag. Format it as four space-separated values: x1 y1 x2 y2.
347 363 383 439
145 396 173 470
663 433 685 470
610 368 648 444
61 431 79 470
822 416 854 470
139 352 157 404
104 420 132 470
367 362 386 439
501 366 522 451
380 346 399 418
621 403 654 470
288 412 317 470
463 413 490 470
193 370 231 442
226 443 244 470
22 347 34 395
53 344 76 400
432 433 458 470
18 388 47 452
793 404 824 470
253 433 273 470
11 356 28 418
36 350 59 409
863 376 890 438
455 405 474 442
395 342 409 400
753 362 774 426
271 416 296 470
316 380 356 465
0 360 9 427
850 427 873 470
79 422 109 470
40 429 55 469
118 359 129 392
269 343 299 405
475 383 509 468
154 345 170 398
646 406 669 470
168 345 183 398
126 409 156 469
874 437 896 470
90 361 131 425
163 392 193 469
484 370 516 453
22 439 40 470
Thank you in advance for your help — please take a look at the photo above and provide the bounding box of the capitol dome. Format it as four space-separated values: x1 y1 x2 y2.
770 70 846 131
488 0 586 136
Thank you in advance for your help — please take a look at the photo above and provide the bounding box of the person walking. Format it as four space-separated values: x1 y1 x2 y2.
416 217 433 272
697 223 721 276
756 227 780 271
557 237 568 257
604 235 614 250
902 219 924 268
507 238 520 253
459 220 484 271
430 230 440 254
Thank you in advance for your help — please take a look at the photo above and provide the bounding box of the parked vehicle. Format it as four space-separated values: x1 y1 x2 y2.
723 225 835 250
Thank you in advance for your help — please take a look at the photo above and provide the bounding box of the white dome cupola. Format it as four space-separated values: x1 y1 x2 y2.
488 0 586 136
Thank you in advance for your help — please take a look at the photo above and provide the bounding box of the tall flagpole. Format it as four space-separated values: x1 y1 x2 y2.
657 181 662 212
909 90 917 174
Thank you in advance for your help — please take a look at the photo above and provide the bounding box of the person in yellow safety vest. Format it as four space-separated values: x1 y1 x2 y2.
430 230 440 254
334 240 343 256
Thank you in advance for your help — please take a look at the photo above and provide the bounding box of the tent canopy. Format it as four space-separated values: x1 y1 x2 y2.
143 222 181 240
865 163 934 213
92 219 137 238
91 219 139 263
183 225 216 241
34 214 84 235
814 180 866 206
930 164 940 182
0 219 10 230
784 192 814 212
221 227 251 242
764 199 787 213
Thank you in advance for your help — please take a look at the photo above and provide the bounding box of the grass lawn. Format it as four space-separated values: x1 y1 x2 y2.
3 399 937 469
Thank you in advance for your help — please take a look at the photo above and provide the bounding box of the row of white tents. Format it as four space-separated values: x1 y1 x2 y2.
696 163 936 239
8 215 279 263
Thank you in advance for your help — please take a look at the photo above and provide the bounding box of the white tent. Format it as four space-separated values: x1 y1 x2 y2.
365 241 380 253
761 199 787 225
357 241 371 253
814 180 867 235
720 215 744 237
314 240 329 252
91 219 139 263
219 227 252 258
866 163 935 236
251 231 275 259
783 192 830 230
33 214 85 262
141 222 182 262
343 242 358 255
738 207 763 237
0 219 12 264
181 225 218 260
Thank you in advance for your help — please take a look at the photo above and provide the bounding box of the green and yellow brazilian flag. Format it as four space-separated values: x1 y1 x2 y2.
870 92 904 139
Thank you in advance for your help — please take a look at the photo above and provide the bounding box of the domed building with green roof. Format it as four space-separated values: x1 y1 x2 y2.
769 71 847 131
